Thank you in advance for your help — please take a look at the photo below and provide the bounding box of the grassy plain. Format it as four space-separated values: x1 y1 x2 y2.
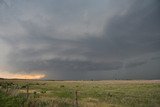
0 80 160 107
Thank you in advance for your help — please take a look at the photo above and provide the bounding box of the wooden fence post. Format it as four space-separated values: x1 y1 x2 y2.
75 90 78 107
26 84 29 100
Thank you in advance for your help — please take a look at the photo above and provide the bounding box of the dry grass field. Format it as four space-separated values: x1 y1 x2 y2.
0 80 160 107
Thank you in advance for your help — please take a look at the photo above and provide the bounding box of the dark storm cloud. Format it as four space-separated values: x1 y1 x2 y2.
125 60 147 68
10 59 122 72
0 0 8 7
83 0 160 59
151 56 160 61
0 0 160 79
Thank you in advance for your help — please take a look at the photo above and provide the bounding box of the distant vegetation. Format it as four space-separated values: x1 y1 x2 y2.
0 80 160 107
0 78 4 80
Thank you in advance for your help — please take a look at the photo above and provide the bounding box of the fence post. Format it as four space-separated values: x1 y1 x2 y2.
75 90 78 107
26 84 29 100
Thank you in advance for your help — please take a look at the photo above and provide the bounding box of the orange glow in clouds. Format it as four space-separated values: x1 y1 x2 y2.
0 71 45 79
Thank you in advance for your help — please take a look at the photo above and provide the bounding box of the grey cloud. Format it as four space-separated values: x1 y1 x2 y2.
10 59 122 72
8 58 123 80
0 0 160 80
151 56 160 61
0 0 8 7
83 0 160 60
125 60 147 68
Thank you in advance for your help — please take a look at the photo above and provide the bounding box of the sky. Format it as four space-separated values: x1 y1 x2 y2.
0 0 160 80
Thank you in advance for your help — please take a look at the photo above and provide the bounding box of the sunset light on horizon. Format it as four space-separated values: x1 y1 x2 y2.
0 71 45 79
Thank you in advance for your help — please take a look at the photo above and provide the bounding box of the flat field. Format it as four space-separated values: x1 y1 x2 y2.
0 80 160 107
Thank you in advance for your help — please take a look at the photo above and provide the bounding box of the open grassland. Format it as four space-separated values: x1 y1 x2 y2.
0 80 160 107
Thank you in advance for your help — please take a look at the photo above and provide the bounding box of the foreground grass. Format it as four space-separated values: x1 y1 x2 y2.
0 90 27 107
0 80 160 107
